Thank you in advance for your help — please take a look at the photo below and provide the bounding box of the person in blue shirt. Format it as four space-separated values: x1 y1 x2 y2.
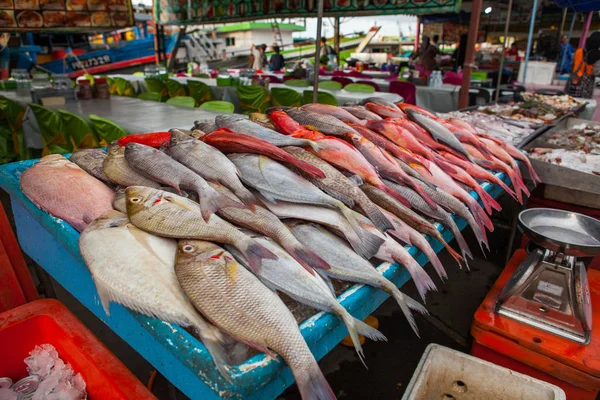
557 35 574 74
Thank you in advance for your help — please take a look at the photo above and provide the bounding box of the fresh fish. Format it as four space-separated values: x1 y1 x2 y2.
291 223 427 334
201 129 325 179
258 196 384 259
361 184 462 270
194 120 217 133
249 113 278 130
299 104 365 125
229 153 371 243
359 97 402 111
283 146 394 232
103 144 161 188
113 187 126 213
70 149 113 186
406 109 473 161
124 142 243 221
227 232 387 366
175 240 336 399
214 114 321 150
478 133 541 185
364 103 405 118
80 212 231 380
444 117 495 160
285 108 359 137
208 182 330 274
125 186 277 273
396 103 437 118
21 155 114 232
168 129 258 209
365 120 437 161
341 106 383 121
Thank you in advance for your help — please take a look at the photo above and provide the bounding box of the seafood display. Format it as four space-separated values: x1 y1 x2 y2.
528 148 600 176
15 99 536 399
521 93 585 112
546 122 600 154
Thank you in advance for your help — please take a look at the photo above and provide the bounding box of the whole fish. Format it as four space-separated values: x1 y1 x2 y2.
478 136 531 196
208 182 330 273
168 129 258 209
214 114 321 150
341 106 383 121
299 104 365 125
364 103 405 118
125 186 277 273
70 149 113 186
359 97 402 111
175 240 336 399
103 144 161 188
283 146 394 232
259 196 384 259
443 117 495 160
80 212 231 380
21 155 114 232
406 109 473 161
124 142 243 221
365 119 437 161
226 232 386 366
249 113 278 130
291 223 426 334
194 120 217 133
361 184 463 269
201 129 325 179
396 102 438 118
285 108 359 137
229 153 370 241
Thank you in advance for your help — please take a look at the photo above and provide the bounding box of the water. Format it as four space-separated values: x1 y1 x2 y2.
533 225 600 246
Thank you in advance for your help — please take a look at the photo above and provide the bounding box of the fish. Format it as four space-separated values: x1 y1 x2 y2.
286 107 359 136
290 223 427 334
282 146 394 232
365 120 437 161
361 183 463 270
396 103 438 119
113 187 126 213
21 155 114 232
201 129 325 179
359 97 402 111
193 120 217 133
444 117 495 160
214 114 321 150
226 232 387 366
478 133 541 185
364 103 406 119
299 103 366 125
80 212 231 381
124 142 244 221
102 144 162 188
70 149 113 186
174 240 336 399
341 106 383 121
208 182 330 274
249 112 277 130
406 109 473 161
168 129 258 209
229 153 372 243
125 186 277 273
258 196 384 259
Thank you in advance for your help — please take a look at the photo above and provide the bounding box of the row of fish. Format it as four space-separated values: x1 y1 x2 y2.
19 97 538 399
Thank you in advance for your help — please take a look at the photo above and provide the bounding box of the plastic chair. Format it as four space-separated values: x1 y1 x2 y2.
318 80 343 90
113 77 136 97
237 85 272 114
216 77 234 86
133 71 145 76
271 87 302 107
166 96 196 108
144 77 169 101
331 77 353 87
29 104 71 155
302 90 338 106
284 79 310 87
57 109 100 150
355 80 381 91
187 80 213 106
199 100 235 114
333 70 348 77
89 114 127 145
0 96 30 160
165 79 187 98
137 92 162 102
344 83 376 93
389 81 416 105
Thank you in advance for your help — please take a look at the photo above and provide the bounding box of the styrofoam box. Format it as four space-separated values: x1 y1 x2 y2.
402 344 566 400
518 61 556 85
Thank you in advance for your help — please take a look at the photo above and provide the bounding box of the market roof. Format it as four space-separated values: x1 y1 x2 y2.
216 22 305 33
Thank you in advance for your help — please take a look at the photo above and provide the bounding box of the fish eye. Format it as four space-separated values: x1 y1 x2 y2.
182 244 195 253
129 197 142 203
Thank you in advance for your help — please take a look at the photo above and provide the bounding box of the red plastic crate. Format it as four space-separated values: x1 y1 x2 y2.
0 299 155 399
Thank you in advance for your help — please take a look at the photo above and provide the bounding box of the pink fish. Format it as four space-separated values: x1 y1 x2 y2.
478 137 530 198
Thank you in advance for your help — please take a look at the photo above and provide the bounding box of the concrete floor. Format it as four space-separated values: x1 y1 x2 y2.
0 187 521 399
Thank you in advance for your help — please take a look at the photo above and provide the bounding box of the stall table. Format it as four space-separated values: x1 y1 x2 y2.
319 75 391 92
268 83 401 104
416 84 470 113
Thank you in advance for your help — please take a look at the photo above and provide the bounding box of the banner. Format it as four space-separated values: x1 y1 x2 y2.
0 0 134 31
155 0 462 25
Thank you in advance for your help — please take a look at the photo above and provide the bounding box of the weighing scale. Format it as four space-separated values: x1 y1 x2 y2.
495 208 600 344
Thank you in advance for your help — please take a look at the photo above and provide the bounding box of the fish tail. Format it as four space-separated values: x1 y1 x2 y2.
389 286 427 337
199 188 247 222
233 186 260 211
294 361 337 400
492 176 518 201
468 214 490 254
505 169 524 204
524 159 541 185
448 219 473 261
415 234 448 280
200 332 232 383
356 197 395 232
352 223 386 259
338 310 367 368
287 244 331 273
481 189 502 212
239 238 278 274
392 253 436 302
439 236 463 270
466 196 494 232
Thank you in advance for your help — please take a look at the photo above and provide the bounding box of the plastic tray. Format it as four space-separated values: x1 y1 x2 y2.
402 344 566 400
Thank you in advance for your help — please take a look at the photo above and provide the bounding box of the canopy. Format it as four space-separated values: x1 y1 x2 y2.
554 0 599 12
154 0 462 25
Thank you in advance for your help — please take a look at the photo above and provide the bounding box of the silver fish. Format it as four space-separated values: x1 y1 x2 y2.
194 120 217 133
70 149 113 186
299 104 365 125
103 144 161 188
341 106 383 121
286 108 357 137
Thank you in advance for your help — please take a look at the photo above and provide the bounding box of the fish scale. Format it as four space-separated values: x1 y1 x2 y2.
286 108 358 137
71 149 113 186
103 145 161 189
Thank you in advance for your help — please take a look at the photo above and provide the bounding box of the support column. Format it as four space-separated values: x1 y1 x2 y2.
458 0 482 109
579 11 593 49
334 16 340 65
312 0 324 103
414 16 421 54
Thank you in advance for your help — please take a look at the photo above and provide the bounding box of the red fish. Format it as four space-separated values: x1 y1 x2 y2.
440 118 494 160
117 131 171 148
477 137 530 198
364 103 406 119
365 120 437 161
396 103 437 119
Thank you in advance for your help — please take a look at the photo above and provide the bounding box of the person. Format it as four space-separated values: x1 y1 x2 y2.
505 42 521 61
251 44 263 70
319 37 337 66
247 45 255 68
557 34 574 74
421 35 439 72
259 44 268 69
269 45 285 71
453 34 468 71
566 31 600 98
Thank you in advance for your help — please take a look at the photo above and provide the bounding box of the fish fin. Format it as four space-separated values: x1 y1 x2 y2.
346 174 364 186
389 287 426 336
199 188 247 222
94 280 112 316
414 234 448 281
295 362 337 400
239 239 278 274
189 323 233 382
353 317 387 342
259 191 279 204
240 340 280 361
165 195 194 212
392 254 436 302
288 245 331 272
338 311 367 368
234 187 260 211
316 270 336 297
351 222 385 259
438 237 462 272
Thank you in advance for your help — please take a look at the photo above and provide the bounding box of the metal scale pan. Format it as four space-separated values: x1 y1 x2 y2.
496 208 600 344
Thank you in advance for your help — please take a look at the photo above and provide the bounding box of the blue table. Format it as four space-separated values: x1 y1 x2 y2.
0 158 509 399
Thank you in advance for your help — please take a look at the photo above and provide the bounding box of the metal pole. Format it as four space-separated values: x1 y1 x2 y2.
559 11 577 74
458 0 482 109
521 0 539 86
579 11 593 48
559 8 567 38
494 0 513 103
312 0 324 103
334 17 340 66
414 16 421 54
